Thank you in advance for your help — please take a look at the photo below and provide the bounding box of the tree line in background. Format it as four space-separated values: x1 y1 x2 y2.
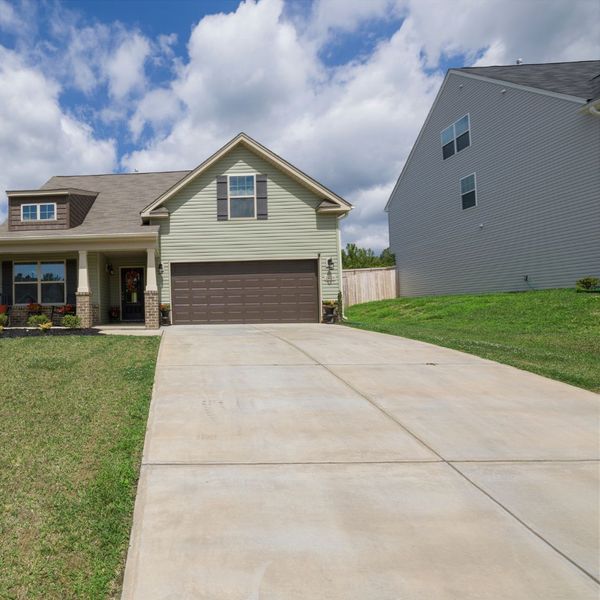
341 243 396 269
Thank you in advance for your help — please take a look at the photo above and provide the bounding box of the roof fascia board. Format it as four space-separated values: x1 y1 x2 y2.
6 188 99 198
0 231 157 245
141 133 351 216
454 70 587 104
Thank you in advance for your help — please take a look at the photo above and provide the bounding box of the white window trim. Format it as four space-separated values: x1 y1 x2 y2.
20 202 58 222
227 174 257 220
13 260 67 306
441 113 471 158
460 172 477 210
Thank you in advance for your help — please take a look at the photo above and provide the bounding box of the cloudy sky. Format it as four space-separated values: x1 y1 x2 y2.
0 0 598 249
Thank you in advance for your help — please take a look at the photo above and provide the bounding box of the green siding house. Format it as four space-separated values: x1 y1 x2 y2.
0 134 352 328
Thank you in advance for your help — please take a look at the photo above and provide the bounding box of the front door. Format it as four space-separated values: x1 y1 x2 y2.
121 268 145 322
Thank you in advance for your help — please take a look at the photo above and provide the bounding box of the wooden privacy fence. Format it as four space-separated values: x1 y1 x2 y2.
342 266 398 307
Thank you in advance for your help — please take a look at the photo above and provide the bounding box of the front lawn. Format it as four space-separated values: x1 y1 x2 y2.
0 335 160 599
345 289 600 392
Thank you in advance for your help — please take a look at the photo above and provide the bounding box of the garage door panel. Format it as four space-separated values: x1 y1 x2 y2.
171 260 319 324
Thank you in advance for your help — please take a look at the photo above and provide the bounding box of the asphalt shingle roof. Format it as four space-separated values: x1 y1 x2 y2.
0 170 190 239
458 60 600 100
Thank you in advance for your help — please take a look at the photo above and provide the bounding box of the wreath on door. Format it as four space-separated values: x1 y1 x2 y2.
125 270 140 292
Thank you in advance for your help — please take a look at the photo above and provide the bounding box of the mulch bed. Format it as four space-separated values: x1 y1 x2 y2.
0 328 101 338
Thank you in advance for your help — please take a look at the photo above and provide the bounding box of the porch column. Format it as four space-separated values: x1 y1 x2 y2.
144 248 160 329
76 250 93 328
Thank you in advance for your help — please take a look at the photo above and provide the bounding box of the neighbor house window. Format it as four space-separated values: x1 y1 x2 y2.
21 203 56 221
460 173 477 210
13 261 65 304
441 115 470 159
228 175 256 219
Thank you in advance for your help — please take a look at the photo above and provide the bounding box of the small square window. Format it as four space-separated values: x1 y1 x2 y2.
22 205 38 220
39 204 55 220
230 197 255 218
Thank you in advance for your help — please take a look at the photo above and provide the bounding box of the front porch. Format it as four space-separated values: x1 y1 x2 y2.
0 246 162 329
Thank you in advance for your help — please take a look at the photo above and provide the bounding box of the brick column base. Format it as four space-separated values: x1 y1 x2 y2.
76 291 93 328
144 290 160 329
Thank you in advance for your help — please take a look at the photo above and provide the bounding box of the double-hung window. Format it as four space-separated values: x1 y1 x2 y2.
21 203 56 221
228 175 256 219
460 173 477 210
441 115 470 159
13 261 66 304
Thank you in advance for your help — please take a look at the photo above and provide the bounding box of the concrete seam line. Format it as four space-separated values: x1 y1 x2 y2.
259 326 600 586
141 460 444 467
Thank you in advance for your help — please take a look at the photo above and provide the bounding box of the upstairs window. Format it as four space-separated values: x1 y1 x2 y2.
460 173 477 210
228 175 256 219
441 115 470 159
21 203 56 221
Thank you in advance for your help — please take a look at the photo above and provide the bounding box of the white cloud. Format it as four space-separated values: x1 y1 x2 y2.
2 0 598 249
0 47 116 222
105 33 151 100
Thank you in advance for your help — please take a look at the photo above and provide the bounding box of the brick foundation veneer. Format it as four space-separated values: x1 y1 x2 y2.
76 292 93 328
144 290 160 329
7 305 65 326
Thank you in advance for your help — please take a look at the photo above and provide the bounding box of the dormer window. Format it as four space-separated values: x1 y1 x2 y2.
21 203 56 221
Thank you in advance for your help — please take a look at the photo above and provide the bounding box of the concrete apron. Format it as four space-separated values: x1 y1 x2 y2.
122 324 600 599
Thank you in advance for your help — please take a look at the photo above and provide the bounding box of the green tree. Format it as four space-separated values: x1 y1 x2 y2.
342 243 396 269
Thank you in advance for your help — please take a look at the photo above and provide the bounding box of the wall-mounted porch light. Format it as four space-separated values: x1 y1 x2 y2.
158 263 164 275
326 258 334 272
105 263 115 276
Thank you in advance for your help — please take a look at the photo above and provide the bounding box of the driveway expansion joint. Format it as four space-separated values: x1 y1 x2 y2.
258 325 600 586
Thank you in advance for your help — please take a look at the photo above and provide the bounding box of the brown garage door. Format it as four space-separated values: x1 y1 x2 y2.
171 260 319 324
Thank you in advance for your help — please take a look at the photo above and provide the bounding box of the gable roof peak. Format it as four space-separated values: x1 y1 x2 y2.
141 133 351 216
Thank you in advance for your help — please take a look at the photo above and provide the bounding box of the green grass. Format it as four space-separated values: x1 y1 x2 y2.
345 289 600 393
0 335 160 599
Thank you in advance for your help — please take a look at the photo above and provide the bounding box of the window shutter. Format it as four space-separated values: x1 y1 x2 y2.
1 261 12 305
66 259 77 305
256 174 268 220
217 176 228 221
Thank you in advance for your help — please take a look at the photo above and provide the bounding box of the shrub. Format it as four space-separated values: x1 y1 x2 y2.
159 303 171 313
0 314 7 327
39 321 52 333
62 314 81 329
27 302 42 314
576 276 600 292
27 314 50 327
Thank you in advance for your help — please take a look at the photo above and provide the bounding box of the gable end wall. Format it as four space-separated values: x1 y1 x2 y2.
388 73 600 296
156 145 341 303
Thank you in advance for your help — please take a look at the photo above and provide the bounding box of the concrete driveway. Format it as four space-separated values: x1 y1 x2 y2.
122 324 600 599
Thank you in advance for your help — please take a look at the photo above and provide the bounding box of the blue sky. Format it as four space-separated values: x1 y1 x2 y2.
0 0 598 249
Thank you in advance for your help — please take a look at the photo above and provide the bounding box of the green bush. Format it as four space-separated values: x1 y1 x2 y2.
0 314 7 327
27 314 50 327
576 276 600 292
62 314 81 329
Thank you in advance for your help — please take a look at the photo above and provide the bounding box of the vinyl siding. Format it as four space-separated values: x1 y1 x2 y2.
157 145 341 304
388 72 600 296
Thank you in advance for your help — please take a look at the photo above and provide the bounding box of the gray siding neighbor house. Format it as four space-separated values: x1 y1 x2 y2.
0 133 351 327
386 60 600 296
